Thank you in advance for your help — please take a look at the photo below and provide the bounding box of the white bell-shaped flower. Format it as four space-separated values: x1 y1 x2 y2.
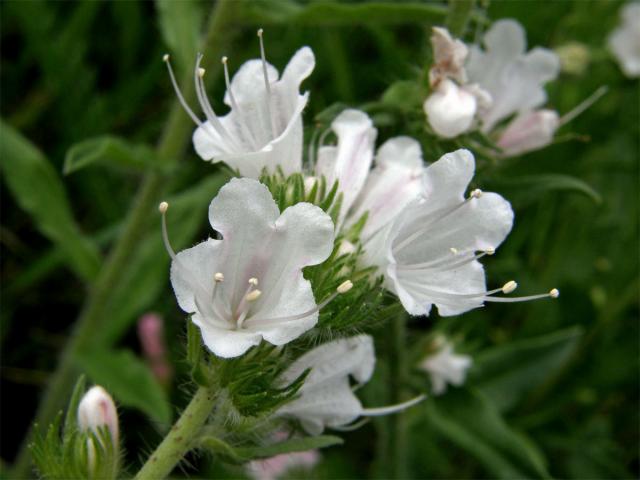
314 110 424 240
497 109 560 157
467 19 560 132
165 31 314 178
277 335 424 435
608 2 640 78
419 341 472 395
162 178 336 358
424 79 477 138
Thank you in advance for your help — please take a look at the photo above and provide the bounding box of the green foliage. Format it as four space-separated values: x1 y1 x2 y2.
63 136 159 175
0 120 101 281
75 349 171 425
156 0 204 75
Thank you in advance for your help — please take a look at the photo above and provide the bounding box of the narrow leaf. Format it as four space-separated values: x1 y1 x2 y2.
156 0 203 73
0 120 101 281
63 136 157 175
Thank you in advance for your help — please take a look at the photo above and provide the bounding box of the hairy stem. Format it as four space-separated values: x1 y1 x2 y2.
446 0 476 37
11 1 237 476
135 386 217 480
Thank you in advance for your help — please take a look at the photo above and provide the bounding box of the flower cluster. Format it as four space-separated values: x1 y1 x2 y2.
159 26 558 445
424 21 562 157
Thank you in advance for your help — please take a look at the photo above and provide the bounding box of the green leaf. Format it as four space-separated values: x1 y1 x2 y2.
423 389 550 479
63 375 86 437
75 348 171 425
470 327 584 412
199 435 343 464
63 136 158 175
244 1 448 26
0 120 101 281
99 172 229 346
488 174 602 204
156 0 203 73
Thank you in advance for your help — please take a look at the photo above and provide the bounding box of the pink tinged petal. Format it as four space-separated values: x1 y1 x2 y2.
424 80 477 138
77 386 119 445
497 109 560 156
316 109 377 224
430 27 469 84
348 136 424 240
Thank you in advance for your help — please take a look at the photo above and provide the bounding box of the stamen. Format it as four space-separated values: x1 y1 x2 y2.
450 247 458 255
399 248 495 272
560 86 608 126
214 272 225 282
246 289 262 302
249 277 259 286
502 280 517 294
221 56 259 149
163 54 204 126
361 394 426 416
470 188 483 199
257 28 278 138
483 288 559 303
244 280 354 328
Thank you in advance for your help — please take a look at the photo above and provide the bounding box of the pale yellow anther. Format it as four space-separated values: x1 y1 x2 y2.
222 56 228 64
450 247 459 255
337 280 353 294
549 288 560 298
248 277 259 286
214 272 224 283
158 201 169 214
470 188 483 199
197 67 206 78
485 247 495 255
502 280 518 294
246 289 262 302
257 28 264 37
162 53 169 62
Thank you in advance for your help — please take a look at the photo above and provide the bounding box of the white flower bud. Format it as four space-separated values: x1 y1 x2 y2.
424 79 477 138
77 386 119 472
497 109 560 157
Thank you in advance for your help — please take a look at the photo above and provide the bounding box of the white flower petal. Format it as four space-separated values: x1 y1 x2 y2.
424 79 477 138
422 149 475 207
497 109 560 157
420 343 472 395
193 315 263 358
483 19 527 60
608 3 640 78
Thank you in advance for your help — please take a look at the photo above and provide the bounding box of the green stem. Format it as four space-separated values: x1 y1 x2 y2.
11 1 238 477
388 313 408 479
135 386 217 480
445 0 476 37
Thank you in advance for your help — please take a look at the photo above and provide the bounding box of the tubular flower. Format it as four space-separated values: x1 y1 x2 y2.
608 2 640 78
371 149 558 317
314 109 424 240
165 30 315 178
497 109 560 157
467 19 561 132
162 178 335 358
419 340 472 395
276 335 424 435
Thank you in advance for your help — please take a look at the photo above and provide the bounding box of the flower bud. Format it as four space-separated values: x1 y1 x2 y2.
497 109 559 157
424 79 477 138
77 386 119 473
138 313 173 386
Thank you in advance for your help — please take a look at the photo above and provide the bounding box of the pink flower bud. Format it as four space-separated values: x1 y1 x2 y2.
137 313 173 386
497 109 559 156
424 79 477 138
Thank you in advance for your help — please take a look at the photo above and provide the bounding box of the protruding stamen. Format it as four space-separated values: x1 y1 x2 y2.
214 272 225 283
361 394 426 416
159 202 177 261
485 247 495 255
158 201 169 214
164 55 204 126
249 277 259 286
197 67 206 78
560 86 608 126
502 280 518 294
549 288 560 298
244 279 355 328
257 28 277 138
246 289 262 302
483 288 560 303
470 188 483 199
337 280 353 294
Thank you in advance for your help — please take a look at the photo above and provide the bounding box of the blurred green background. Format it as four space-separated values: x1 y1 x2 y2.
1 0 638 478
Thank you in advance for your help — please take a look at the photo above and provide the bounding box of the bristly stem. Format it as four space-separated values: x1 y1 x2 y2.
446 0 476 37
135 386 217 480
11 1 238 477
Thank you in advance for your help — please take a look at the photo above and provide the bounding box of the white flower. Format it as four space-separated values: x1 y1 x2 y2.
608 2 640 78
467 19 560 132
424 79 478 138
165 31 315 178
497 109 560 157
373 149 559 316
314 109 424 241
276 335 424 435
429 26 469 85
162 178 336 358
77 386 119 472
419 341 472 395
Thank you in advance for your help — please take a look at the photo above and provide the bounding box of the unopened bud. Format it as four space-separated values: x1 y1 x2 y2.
424 79 477 138
78 386 119 473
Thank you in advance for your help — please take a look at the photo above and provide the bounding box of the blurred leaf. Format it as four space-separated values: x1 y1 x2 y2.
423 389 550 479
381 80 424 112
0 120 101 281
489 173 602 204
200 435 342 464
156 0 203 73
100 172 229 346
244 1 448 25
76 348 171 425
470 327 584 412
63 136 158 175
